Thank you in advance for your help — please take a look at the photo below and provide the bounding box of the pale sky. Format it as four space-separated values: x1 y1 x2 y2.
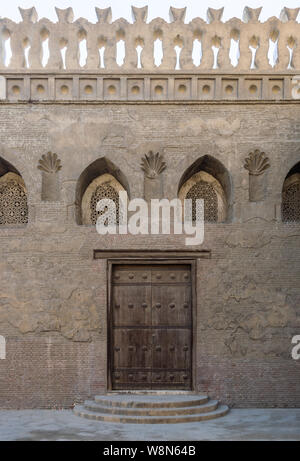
0 0 299 22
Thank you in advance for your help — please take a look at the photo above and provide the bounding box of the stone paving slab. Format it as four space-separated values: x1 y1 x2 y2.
0 409 299 441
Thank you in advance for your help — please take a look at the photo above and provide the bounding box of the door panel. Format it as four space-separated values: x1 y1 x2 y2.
151 371 192 389
152 329 191 370
113 329 152 369
151 285 191 327
113 266 152 284
113 285 152 327
112 370 152 389
152 267 191 283
110 264 193 390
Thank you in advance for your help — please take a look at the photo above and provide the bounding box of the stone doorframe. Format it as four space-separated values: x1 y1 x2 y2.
94 249 211 392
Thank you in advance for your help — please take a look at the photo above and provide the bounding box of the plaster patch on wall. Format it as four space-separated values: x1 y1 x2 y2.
225 229 272 248
179 118 241 137
48 122 134 155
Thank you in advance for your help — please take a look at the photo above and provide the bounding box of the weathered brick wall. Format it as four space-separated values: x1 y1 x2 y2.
0 102 299 408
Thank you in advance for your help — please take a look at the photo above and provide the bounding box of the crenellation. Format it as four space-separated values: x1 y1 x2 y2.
18 7 38 24
279 7 300 22
55 7 74 24
206 7 224 24
0 6 299 73
169 7 187 23
242 7 262 23
132 6 148 23
95 7 112 25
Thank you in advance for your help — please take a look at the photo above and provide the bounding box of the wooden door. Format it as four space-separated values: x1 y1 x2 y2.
110 264 192 390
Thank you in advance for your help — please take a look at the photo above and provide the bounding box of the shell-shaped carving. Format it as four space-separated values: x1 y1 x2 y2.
38 152 62 173
244 149 270 176
141 151 166 179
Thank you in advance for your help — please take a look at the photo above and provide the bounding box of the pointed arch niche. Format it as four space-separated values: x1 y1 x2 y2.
282 161 300 222
178 155 232 222
76 158 130 225
0 157 28 226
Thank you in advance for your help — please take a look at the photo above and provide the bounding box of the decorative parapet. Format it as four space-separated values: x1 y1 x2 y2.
0 6 299 73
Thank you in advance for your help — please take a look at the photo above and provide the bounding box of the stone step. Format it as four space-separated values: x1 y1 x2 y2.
93 394 209 409
73 404 229 424
83 399 219 416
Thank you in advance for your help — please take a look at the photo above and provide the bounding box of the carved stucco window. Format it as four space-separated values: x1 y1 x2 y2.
282 173 300 222
81 173 125 225
0 172 28 225
178 171 226 222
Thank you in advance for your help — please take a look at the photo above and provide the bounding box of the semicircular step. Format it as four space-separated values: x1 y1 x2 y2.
73 404 229 424
93 394 209 409
83 399 219 416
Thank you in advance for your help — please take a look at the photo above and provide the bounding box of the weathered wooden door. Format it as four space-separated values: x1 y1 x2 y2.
110 264 192 390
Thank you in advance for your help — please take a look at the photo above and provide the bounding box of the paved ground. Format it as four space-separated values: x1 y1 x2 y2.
0 409 299 440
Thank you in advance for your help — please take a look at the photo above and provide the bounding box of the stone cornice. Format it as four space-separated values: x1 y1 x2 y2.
0 72 298 103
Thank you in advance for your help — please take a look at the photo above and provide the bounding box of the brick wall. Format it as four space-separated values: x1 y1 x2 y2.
0 102 299 408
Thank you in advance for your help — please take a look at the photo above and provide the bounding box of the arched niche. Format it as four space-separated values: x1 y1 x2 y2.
0 167 28 225
282 161 300 222
178 155 232 222
81 173 126 225
76 157 130 225
178 171 226 222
